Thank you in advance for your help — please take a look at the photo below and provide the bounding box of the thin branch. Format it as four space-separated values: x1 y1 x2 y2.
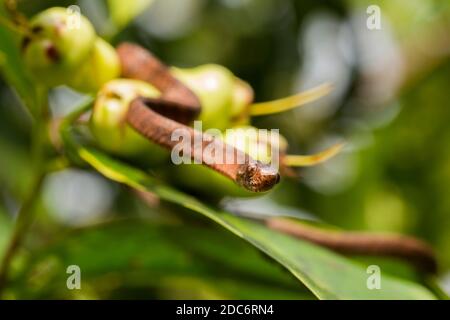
0 87 49 296
267 217 437 274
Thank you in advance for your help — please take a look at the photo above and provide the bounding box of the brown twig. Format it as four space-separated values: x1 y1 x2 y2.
267 218 438 274
4 0 28 28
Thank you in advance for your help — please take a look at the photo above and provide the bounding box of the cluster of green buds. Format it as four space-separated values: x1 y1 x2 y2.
22 7 120 92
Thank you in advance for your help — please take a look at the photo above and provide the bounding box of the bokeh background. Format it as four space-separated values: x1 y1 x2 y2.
1 0 450 299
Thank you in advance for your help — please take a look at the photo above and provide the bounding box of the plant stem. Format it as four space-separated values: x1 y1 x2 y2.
0 173 45 294
0 87 49 296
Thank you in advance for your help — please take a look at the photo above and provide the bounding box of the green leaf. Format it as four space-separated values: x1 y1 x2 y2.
76 146 436 300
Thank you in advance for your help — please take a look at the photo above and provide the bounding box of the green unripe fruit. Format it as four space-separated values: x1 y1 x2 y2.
170 126 286 199
22 7 96 87
224 126 288 163
171 64 235 130
69 38 121 93
90 79 168 164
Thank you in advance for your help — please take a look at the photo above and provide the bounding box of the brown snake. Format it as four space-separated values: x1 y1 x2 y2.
118 43 280 193
127 98 280 192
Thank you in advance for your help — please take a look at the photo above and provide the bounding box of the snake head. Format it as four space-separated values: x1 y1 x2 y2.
237 161 280 193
